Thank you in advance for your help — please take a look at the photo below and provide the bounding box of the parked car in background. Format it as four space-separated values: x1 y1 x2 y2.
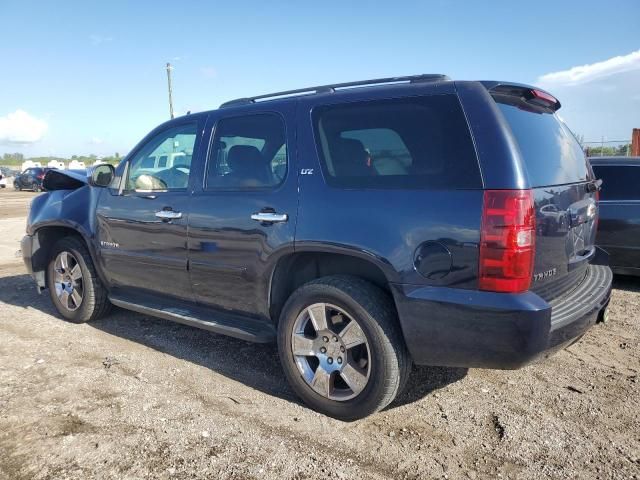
22 75 612 420
0 173 6 188
590 157 640 277
0 166 18 178
13 167 53 191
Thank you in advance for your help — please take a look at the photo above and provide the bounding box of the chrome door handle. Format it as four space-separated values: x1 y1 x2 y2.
251 212 288 223
155 210 182 220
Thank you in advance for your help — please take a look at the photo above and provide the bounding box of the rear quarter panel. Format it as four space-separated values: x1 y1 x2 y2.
295 89 483 288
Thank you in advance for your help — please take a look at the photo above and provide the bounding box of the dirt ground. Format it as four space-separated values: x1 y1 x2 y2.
0 189 638 480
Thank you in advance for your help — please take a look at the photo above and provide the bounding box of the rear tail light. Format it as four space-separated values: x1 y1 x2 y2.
479 190 535 293
528 89 559 109
490 84 561 111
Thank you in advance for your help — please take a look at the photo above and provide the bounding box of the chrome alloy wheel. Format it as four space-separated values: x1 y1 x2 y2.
291 303 371 401
53 251 84 312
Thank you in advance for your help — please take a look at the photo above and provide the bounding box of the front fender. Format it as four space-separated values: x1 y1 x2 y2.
26 186 107 286
28 186 99 237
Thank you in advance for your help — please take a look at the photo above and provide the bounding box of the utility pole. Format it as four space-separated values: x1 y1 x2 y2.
166 62 175 119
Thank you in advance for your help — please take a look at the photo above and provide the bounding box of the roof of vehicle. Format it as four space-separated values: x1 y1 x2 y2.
219 74 452 108
158 75 553 140
589 156 640 166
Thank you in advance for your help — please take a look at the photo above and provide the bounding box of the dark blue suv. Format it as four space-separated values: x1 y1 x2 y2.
21 75 612 420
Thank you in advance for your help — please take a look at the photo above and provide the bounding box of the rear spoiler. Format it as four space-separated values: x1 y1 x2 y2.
481 81 561 113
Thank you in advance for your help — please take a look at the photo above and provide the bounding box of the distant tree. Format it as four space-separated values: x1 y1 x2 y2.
617 144 631 156
1 152 25 166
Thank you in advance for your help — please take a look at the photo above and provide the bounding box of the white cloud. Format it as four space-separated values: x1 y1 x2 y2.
536 65 639 141
0 110 48 145
538 49 640 86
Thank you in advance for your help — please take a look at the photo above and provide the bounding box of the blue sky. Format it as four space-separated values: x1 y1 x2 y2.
1 0 638 157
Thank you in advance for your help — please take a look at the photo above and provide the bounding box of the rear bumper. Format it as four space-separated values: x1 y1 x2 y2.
392 264 612 369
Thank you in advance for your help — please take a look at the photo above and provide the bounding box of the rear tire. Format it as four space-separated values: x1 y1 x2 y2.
278 275 410 421
46 236 111 323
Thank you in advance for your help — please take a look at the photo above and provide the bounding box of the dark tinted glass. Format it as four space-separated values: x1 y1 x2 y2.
312 94 481 189
206 113 287 189
592 165 640 201
496 103 590 187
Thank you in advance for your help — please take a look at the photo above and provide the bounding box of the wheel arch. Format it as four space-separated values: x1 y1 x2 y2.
268 247 399 323
29 222 102 290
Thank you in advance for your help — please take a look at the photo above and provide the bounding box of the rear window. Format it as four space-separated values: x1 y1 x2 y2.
592 165 640 201
496 102 590 187
312 94 481 189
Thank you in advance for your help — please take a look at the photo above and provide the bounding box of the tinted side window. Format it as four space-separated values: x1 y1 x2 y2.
126 123 197 192
592 165 640 201
206 113 287 190
312 94 481 189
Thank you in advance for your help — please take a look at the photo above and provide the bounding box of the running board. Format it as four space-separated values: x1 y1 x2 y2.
109 294 276 343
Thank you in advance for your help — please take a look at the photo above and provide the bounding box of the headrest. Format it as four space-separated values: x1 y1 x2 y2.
336 138 368 162
333 138 371 176
227 145 264 173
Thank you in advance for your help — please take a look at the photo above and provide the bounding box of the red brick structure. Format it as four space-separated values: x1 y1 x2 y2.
632 129 640 156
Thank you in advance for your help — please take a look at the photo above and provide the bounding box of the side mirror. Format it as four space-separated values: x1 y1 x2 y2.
89 164 115 187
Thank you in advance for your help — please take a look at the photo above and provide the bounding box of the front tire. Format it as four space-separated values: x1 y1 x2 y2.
278 276 410 421
47 236 111 323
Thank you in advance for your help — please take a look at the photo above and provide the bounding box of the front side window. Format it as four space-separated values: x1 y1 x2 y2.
312 94 481 189
126 123 197 192
206 113 287 189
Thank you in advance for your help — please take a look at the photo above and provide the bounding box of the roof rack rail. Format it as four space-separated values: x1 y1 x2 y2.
219 74 450 108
